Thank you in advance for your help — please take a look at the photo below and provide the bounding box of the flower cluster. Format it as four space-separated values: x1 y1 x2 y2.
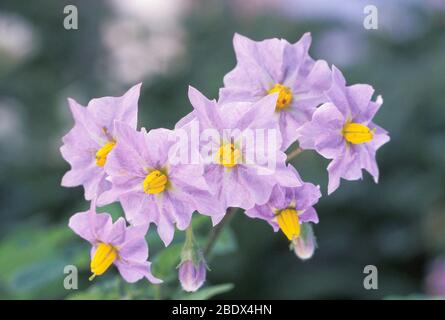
61 33 389 291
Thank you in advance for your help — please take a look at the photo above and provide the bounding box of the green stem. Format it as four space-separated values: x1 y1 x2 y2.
204 207 237 257
286 147 303 162
153 284 162 300
181 224 196 260
185 224 194 245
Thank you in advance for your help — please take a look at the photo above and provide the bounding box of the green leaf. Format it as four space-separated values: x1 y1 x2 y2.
0 223 89 299
0 224 73 279
67 278 121 300
175 283 234 300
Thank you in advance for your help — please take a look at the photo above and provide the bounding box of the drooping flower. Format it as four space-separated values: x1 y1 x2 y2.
178 259 206 293
176 86 301 214
246 169 321 249
97 121 220 246
219 33 332 149
296 66 390 194
177 227 207 292
68 202 161 284
60 84 141 200
291 222 317 260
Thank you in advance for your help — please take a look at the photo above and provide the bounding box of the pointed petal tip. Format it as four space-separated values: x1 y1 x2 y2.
67 97 75 105
67 97 83 115
233 32 254 50
124 82 142 93
148 275 163 284
376 95 384 105
233 32 247 42
326 176 338 195
300 32 312 42
61 171 75 188
187 85 203 100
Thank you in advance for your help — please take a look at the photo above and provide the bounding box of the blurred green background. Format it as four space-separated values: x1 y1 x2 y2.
1 0 445 299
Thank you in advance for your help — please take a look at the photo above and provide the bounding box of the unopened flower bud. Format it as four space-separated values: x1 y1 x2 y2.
291 222 316 260
178 226 207 292
178 258 206 292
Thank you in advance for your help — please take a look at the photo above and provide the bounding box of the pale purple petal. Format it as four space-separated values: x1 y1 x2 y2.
273 162 303 188
238 166 276 207
118 225 149 261
109 122 149 175
315 132 346 159
327 148 362 194
346 84 375 119
88 83 141 132
115 260 162 284
294 183 322 211
326 66 351 117
156 215 176 246
301 59 332 91
68 205 112 244
359 95 383 124
67 98 105 144
120 192 157 226
102 217 126 247
296 102 344 152
299 207 319 224
235 93 278 131
188 86 222 130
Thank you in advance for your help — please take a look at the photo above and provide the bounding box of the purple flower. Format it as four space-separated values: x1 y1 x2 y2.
178 260 206 293
61 84 141 200
296 66 390 194
246 169 321 242
97 121 218 246
219 33 332 149
176 86 301 214
68 202 161 284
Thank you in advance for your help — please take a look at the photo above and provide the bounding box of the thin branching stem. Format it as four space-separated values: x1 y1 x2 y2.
286 147 303 162
204 207 237 257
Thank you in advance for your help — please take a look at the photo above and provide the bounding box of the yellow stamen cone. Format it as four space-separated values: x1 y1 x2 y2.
143 170 168 194
216 144 241 168
90 243 118 280
95 140 116 167
276 209 300 240
342 122 374 144
268 83 293 110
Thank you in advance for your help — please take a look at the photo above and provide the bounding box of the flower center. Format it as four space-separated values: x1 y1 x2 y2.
143 170 168 194
268 83 293 110
216 143 241 168
276 208 300 240
342 122 374 144
95 140 116 167
89 242 118 281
